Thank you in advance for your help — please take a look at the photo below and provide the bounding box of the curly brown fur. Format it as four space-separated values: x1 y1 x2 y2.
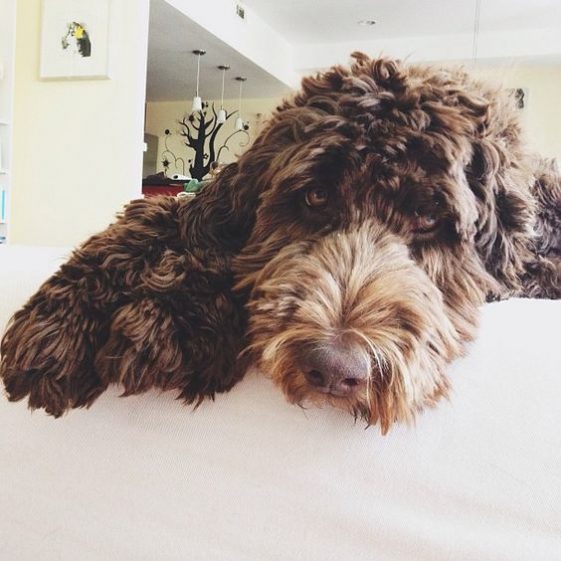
1 53 560 430
0 176 252 417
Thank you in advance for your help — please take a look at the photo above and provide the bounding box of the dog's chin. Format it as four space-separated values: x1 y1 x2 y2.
278 372 374 424
256 358 408 433
251 339 452 433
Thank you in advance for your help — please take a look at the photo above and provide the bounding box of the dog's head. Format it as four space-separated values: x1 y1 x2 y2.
198 54 534 431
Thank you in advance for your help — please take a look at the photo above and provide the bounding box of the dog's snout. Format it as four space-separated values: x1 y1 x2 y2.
302 344 369 396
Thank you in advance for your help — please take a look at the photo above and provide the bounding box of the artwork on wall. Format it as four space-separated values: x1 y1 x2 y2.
511 88 529 110
40 0 111 79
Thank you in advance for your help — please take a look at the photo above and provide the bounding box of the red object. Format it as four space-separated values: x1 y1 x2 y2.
142 184 184 198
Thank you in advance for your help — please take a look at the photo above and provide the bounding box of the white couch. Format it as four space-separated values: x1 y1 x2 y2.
1 245 560 561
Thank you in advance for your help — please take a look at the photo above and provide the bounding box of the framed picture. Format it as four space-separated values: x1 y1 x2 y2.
40 0 111 79
510 88 529 110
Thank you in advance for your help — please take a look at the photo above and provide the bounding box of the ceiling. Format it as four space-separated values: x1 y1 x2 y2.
146 0 292 102
146 0 561 102
242 0 561 44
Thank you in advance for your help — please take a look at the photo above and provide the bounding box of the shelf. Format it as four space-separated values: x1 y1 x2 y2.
1 0 16 245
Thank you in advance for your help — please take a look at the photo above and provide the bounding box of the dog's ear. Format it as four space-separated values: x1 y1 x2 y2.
179 162 261 254
184 111 337 254
464 106 536 284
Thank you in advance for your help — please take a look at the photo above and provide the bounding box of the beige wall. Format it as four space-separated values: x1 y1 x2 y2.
10 0 149 247
473 63 561 161
8 8 560 248
144 97 281 177
145 64 561 179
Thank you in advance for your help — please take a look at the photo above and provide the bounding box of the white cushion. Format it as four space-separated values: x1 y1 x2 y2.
1 246 560 560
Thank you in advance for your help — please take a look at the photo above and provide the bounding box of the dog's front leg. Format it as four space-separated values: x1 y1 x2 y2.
0 195 252 416
94 289 249 406
0 259 114 416
0 250 250 416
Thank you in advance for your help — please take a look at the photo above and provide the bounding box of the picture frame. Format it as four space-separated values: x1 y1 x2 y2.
40 0 111 80
511 88 529 110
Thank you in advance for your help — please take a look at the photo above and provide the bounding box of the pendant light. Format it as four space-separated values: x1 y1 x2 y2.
191 49 206 113
472 0 481 65
235 76 247 131
216 65 230 124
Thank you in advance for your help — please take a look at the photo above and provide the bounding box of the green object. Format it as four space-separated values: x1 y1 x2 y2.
184 179 203 193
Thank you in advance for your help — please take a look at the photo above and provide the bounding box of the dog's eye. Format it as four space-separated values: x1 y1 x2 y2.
305 187 329 208
413 208 440 233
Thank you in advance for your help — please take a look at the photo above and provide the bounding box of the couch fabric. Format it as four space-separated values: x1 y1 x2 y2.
1 245 560 561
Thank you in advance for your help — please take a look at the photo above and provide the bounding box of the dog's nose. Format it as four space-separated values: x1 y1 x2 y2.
303 344 369 396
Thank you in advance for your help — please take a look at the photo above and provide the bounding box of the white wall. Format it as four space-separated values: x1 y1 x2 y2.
7 0 560 248
473 63 561 161
145 63 561 172
165 0 299 89
10 0 150 247
295 29 561 73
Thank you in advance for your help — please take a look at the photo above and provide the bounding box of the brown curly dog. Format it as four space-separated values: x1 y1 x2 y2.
2 53 560 432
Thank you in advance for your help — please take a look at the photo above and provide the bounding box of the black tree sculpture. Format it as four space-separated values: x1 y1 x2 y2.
166 102 249 181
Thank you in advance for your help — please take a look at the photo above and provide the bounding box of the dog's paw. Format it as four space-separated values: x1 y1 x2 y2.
0 304 107 416
2 366 70 417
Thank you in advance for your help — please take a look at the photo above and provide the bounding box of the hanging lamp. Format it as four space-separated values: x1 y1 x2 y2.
235 76 247 131
472 0 481 65
216 65 230 124
191 49 206 113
